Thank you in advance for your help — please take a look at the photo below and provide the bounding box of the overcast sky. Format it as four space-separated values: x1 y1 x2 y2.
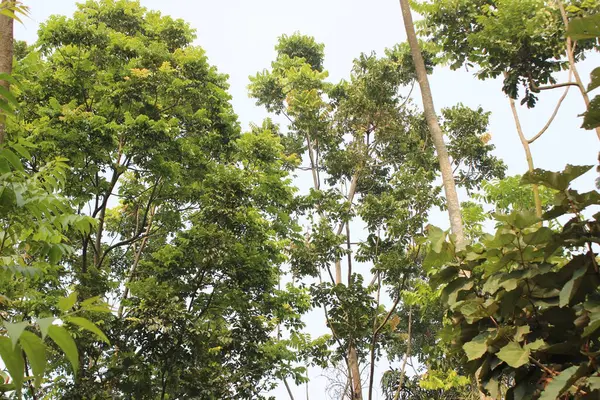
14 1 600 398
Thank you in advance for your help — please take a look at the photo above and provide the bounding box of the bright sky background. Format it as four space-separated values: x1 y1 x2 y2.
15 1 600 399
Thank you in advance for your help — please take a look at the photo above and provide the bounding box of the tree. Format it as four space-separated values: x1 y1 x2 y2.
11 1 306 398
249 32 504 399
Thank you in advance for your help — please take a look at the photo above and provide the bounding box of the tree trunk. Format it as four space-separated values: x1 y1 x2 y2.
398 0 465 248
348 344 362 399
0 0 14 144
507 96 543 218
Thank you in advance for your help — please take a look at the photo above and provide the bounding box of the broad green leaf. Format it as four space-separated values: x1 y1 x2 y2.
559 265 587 308
48 326 78 375
65 317 109 344
588 376 600 390
36 317 54 339
4 321 28 349
19 331 46 388
539 364 588 400
567 14 600 40
514 325 530 342
463 332 490 360
58 291 78 312
496 342 529 368
589 67 600 93
523 227 553 246
522 165 593 191
582 96 600 130
428 225 446 253
524 339 545 351
583 311 600 337
0 337 24 394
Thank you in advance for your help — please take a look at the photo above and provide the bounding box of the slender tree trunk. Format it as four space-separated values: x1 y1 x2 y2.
507 95 543 218
348 344 362 399
392 307 412 400
398 0 465 248
0 0 14 145
557 0 600 140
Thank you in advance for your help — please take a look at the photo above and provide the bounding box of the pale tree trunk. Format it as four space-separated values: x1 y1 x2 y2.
348 344 362 399
507 96 543 218
398 0 465 248
0 0 14 145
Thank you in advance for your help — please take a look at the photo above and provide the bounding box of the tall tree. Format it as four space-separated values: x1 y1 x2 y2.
12 1 307 398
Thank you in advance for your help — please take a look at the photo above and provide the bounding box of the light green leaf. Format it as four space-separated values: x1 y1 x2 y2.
36 317 54 339
48 325 78 375
0 337 24 394
463 332 490 360
58 291 78 312
514 325 530 342
65 317 110 344
588 376 600 390
496 342 530 368
4 321 28 349
524 339 545 351
19 331 46 388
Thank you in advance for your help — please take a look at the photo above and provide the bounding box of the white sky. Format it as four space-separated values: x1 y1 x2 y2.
15 1 600 399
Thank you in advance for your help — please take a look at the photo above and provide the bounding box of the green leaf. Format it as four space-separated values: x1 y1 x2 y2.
514 325 530 342
1 149 24 171
463 332 490 360
522 165 593 191
524 339 545 351
65 317 110 344
583 311 600 337
47 325 79 375
582 96 600 130
523 227 553 245
48 245 62 265
0 337 24 394
10 142 30 160
36 317 54 339
4 321 28 349
19 331 46 388
589 67 600 93
567 14 600 40
0 86 18 107
539 364 588 400
428 225 446 253
559 265 587 308
496 342 530 368
58 291 78 312
588 376 600 390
